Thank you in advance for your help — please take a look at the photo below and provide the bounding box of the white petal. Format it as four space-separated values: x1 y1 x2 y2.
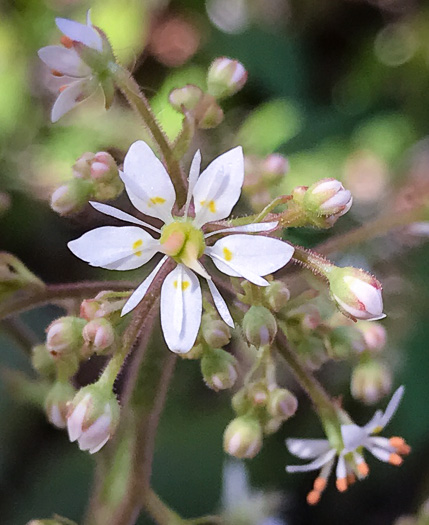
38 46 90 77
207 279 234 327
206 234 294 285
204 221 279 239
78 411 111 453
160 265 202 353
121 256 169 316
192 146 244 227
379 385 404 429
122 141 176 223
286 438 332 460
336 455 347 480
286 449 336 473
90 202 162 234
67 394 90 442
55 17 102 51
51 78 96 122
184 150 201 217
341 424 369 452
363 409 383 433
365 444 391 463
68 226 159 270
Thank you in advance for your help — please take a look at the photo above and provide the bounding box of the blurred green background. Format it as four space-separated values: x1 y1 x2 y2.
1 0 429 523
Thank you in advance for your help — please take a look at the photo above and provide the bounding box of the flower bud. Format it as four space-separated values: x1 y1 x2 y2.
169 84 204 112
31 344 56 378
231 388 252 415
328 326 366 359
223 416 263 459
72 152 95 179
248 383 269 406
296 336 327 371
80 298 104 320
201 315 231 348
50 179 94 215
92 177 124 201
358 321 387 352
201 348 238 391
303 178 352 218
90 152 118 182
242 306 277 347
351 360 392 405
45 381 76 429
67 383 120 453
261 154 289 180
267 388 298 420
46 316 86 356
83 318 115 353
263 281 290 312
195 94 224 129
328 266 385 321
207 57 247 99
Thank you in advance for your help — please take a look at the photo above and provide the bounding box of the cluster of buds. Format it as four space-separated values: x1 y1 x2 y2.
169 57 247 130
243 154 289 211
51 151 123 215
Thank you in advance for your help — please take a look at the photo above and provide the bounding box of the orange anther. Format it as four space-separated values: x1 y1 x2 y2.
389 437 405 448
398 444 411 456
307 490 321 505
59 85 68 93
389 453 403 466
347 473 356 485
313 477 327 492
357 462 369 477
336 477 348 492
60 35 74 48
51 69 63 77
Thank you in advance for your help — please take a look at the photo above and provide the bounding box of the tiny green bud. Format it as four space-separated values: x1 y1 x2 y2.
45 381 76 429
242 305 277 347
31 344 56 378
267 388 298 419
328 326 366 359
248 382 268 406
296 336 327 371
46 316 86 356
207 57 247 99
169 84 204 112
50 179 94 216
201 315 231 348
72 152 95 179
223 416 263 459
231 388 251 415
351 360 392 405
263 281 290 312
201 348 238 391
303 178 352 218
263 417 283 435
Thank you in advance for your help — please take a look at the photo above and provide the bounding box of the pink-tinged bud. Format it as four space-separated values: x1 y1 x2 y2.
223 416 263 459
46 316 86 356
207 57 247 99
50 179 94 216
169 84 204 112
45 381 76 429
248 383 269 406
242 306 277 347
351 360 392 405
80 298 103 320
358 321 387 352
304 178 353 217
72 152 95 179
201 348 238 391
90 152 118 182
261 154 289 180
267 388 298 420
327 266 385 321
67 384 120 454
83 318 115 352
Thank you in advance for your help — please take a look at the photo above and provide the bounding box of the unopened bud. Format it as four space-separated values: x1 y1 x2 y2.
267 388 298 419
223 416 263 459
328 266 385 321
242 306 277 347
328 326 366 359
296 336 327 371
358 321 387 352
45 381 76 429
304 178 353 218
202 315 231 348
207 57 247 99
201 348 238 391
72 152 95 179
46 316 86 356
67 383 120 453
80 298 103 320
83 318 115 353
50 179 94 215
231 388 252 415
90 152 118 182
261 154 289 180
248 382 268 406
169 84 204 112
31 344 56 378
351 360 392 405
195 95 224 129
263 281 290 312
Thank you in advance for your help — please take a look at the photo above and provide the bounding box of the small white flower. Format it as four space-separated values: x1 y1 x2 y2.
68 141 294 354
286 386 410 504
38 12 107 122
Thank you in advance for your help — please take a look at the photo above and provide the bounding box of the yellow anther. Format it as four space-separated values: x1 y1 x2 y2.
223 247 233 261
132 239 143 257
149 196 166 206
173 280 190 291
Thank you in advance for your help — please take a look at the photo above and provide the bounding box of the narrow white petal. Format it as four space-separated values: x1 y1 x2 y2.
68 226 159 270
160 265 202 353
67 395 90 442
185 150 201 218
363 410 383 433
286 438 332 460
207 279 234 327
90 202 162 234
51 78 96 122
366 444 391 463
286 449 336 473
78 411 111 452
379 385 404 429
207 234 294 284
38 46 90 77
55 17 102 51
122 141 176 223
341 424 369 452
204 221 279 239
193 147 244 227
121 256 168 316
88 435 110 454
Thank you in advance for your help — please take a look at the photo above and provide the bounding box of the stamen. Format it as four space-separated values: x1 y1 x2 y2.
60 35 74 48
389 437 411 455
307 490 321 505
347 473 356 485
51 69 64 77
59 85 68 93
336 478 348 492
357 462 369 477
313 477 327 492
388 453 403 466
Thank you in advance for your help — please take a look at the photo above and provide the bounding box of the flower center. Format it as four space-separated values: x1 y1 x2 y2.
160 220 205 267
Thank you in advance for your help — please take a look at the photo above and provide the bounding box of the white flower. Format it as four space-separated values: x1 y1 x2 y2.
38 12 107 122
68 141 294 354
286 386 410 504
